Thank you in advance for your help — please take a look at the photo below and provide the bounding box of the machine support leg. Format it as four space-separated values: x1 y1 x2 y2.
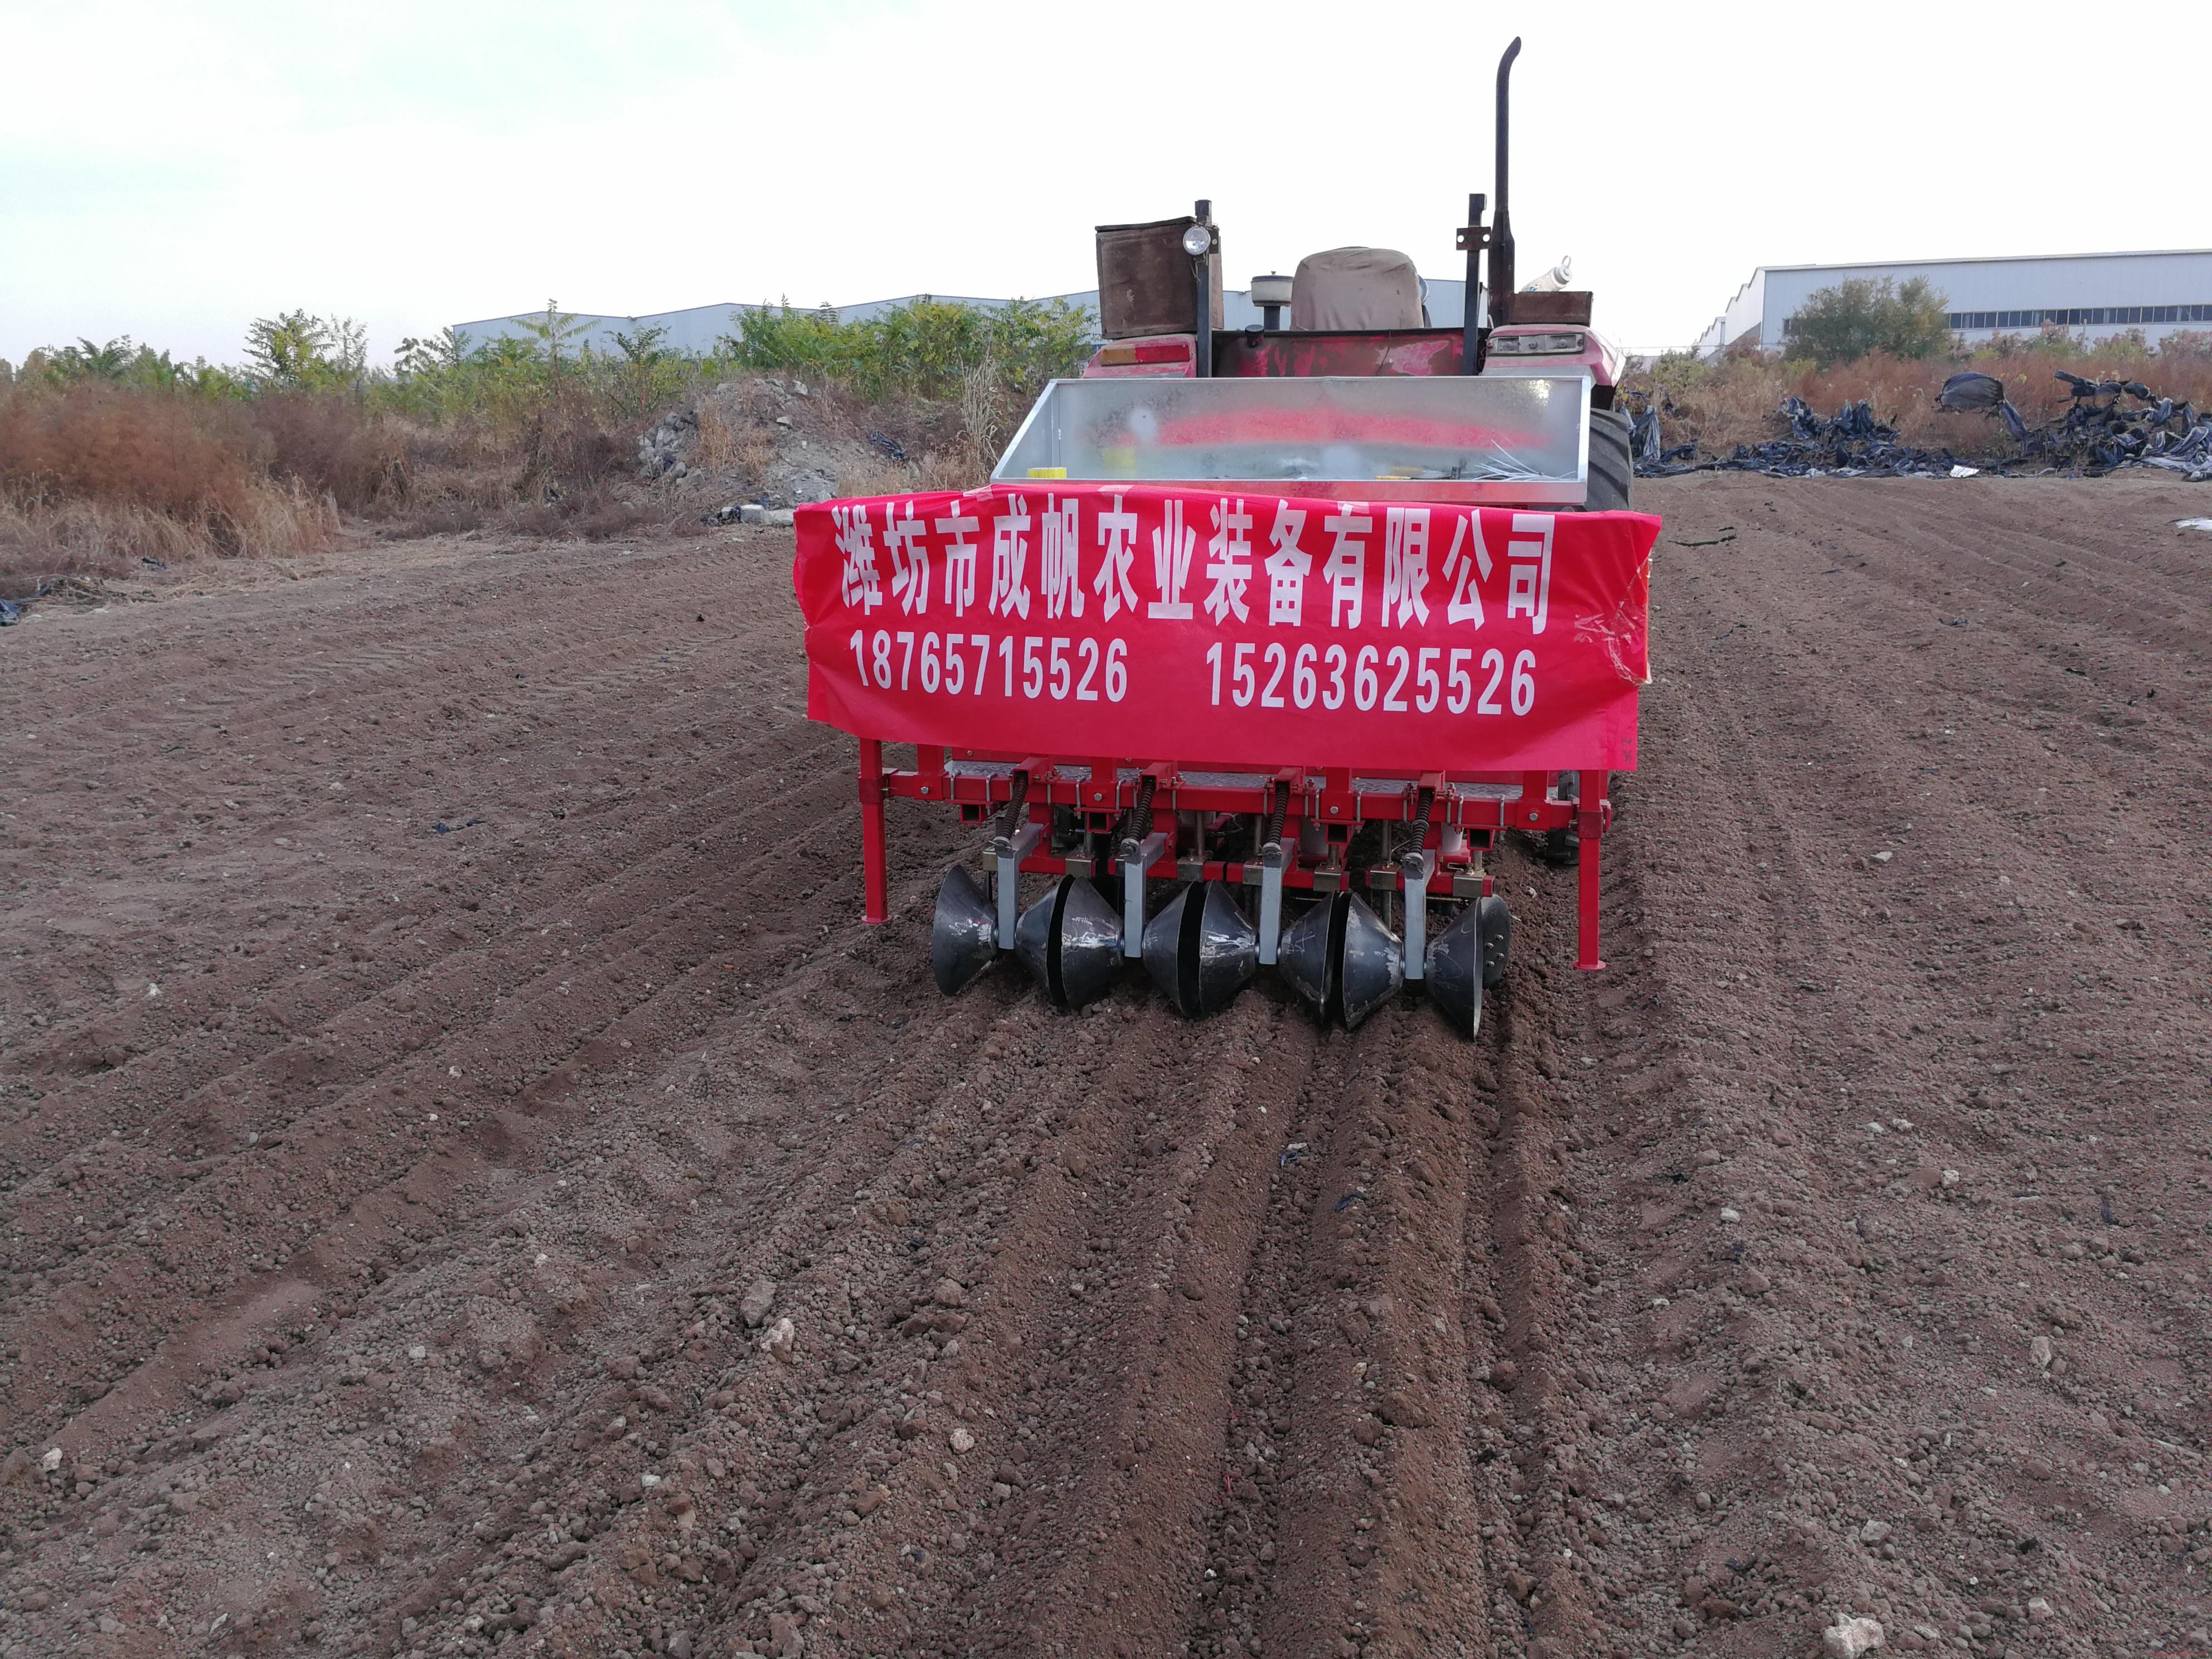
993 821 1046 949
1257 841 1288 967
1575 770 1607 971
860 739 889 925
1119 831 1168 959
1400 850 1437 980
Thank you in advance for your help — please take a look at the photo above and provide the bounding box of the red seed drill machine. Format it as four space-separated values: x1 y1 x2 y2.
792 41 1659 1035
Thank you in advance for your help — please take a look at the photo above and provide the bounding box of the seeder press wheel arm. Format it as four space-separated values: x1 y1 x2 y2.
856 739 1612 1023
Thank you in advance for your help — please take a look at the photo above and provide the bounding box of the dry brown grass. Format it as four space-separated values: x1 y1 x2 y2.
2 384 258 522
830 448 977 498
249 392 407 508
503 484 714 544
0 483 336 580
0 368 690 580
0 384 340 581
811 382 986 494
372 421 518 534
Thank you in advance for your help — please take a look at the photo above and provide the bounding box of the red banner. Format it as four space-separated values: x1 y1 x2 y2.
793 484 1658 774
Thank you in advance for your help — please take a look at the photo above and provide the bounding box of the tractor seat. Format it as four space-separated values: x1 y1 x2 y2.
1290 247 1425 331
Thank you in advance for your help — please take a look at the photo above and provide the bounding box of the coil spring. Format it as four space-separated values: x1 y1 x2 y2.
997 772 1029 840
1122 773 1157 845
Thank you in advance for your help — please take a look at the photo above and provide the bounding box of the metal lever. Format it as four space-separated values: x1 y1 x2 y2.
991 821 1046 949
1257 840 1288 967
1399 849 1437 980
1118 831 1168 959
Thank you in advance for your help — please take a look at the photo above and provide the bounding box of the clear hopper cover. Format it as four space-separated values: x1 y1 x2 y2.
992 368 1592 505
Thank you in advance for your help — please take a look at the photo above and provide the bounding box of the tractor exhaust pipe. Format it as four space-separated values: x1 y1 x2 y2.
1192 198 1215 379
1490 37 1520 326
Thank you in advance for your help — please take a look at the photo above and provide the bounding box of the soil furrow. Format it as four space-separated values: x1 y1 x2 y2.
5 482 2210 1659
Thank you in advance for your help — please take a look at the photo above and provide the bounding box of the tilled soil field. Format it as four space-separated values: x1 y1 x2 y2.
2 476 2209 1659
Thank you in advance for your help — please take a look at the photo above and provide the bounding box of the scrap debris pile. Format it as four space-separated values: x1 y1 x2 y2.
1632 397 1966 480
2005 372 2212 478
1631 370 2212 483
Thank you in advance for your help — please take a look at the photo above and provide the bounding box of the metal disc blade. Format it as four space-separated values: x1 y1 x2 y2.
1478 894 1513 988
1191 881 1259 1014
1277 894 1342 1025
1013 882 1061 1001
1140 884 1196 1011
1142 882 1256 1017
1052 876 1124 1010
1424 901 1484 1037
1336 894 1404 1030
931 865 998 996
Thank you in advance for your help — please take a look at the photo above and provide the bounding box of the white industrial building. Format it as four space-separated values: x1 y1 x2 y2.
1694 249 2212 358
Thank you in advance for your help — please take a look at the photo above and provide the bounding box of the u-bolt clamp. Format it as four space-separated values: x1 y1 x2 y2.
1118 830 1170 959
990 820 1046 949
1257 838 1289 967
1399 847 1438 981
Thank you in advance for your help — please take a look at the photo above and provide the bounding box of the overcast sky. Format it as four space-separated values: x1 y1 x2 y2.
6 0 2208 368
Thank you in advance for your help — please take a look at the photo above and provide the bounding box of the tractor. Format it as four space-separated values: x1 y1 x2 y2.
790 38 1657 1034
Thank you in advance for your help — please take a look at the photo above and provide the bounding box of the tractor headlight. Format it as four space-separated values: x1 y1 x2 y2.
1491 331 1586 357
1182 224 1215 256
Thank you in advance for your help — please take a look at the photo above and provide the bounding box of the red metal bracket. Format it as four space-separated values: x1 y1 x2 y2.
1575 770 1606 971
859 739 889 925
863 748 1607 966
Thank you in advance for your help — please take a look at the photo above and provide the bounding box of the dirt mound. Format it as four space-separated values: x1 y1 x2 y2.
2 477 2208 1657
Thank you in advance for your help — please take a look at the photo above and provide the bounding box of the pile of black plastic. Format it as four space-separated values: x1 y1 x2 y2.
1996 371 2212 478
1628 403 1696 472
1628 369 2212 482
1630 395 1964 479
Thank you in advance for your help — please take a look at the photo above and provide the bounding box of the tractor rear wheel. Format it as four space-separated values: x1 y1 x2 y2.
1583 405 1634 512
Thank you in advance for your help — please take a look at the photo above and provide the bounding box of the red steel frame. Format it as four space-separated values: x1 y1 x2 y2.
855 740 1611 971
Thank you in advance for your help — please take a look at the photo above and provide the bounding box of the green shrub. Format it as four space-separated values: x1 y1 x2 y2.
1782 278 1952 368
243 311 368 392
725 295 1094 405
22 336 247 397
1645 348 1709 395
